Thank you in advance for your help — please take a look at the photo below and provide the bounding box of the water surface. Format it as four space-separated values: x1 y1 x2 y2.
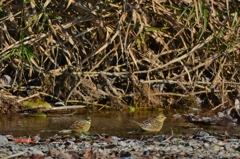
0 109 239 139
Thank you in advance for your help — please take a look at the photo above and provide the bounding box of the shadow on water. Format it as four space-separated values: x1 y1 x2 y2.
0 109 239 139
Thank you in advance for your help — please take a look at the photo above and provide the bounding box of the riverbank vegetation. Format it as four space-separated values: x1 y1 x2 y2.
0 0 240 113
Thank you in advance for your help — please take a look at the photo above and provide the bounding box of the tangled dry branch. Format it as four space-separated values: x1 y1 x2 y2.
0 0 240 110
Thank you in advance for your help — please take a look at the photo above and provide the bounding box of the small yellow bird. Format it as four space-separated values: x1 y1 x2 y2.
59 116 91 134
130 114 166 132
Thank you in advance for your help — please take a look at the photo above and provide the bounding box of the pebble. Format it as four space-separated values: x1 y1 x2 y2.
118 141 127 147
0 135 8 146
0 131 239 158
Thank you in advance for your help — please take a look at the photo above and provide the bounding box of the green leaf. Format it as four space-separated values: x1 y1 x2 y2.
129 106 136 113
144 26 169 32
23 98 52 109
198 8 208 40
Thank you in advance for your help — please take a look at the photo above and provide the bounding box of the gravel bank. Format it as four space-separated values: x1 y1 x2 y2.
0 131 240 159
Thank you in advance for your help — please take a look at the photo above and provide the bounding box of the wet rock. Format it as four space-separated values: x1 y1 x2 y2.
120 150 133 159
195 131 209 137
0 135 8 146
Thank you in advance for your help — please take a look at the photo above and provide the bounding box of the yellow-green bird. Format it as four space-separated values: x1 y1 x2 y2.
59 116 91 134
130 114 166 132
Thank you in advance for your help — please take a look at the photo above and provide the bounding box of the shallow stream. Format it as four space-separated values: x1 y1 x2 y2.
0 109 239 139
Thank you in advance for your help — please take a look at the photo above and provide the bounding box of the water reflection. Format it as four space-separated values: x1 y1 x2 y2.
0 109 239 139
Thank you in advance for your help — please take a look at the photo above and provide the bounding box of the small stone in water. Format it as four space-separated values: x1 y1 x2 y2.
195 131 209 137
0 135 8 146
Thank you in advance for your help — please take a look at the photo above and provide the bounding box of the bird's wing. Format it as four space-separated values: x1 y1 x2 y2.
69 120 85 129
142 116 158 125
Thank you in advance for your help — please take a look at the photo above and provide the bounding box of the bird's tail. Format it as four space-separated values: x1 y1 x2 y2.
129 120 141 126
58 129 72 134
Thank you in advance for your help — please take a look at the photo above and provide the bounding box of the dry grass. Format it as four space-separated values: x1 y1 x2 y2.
0 0 239 110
